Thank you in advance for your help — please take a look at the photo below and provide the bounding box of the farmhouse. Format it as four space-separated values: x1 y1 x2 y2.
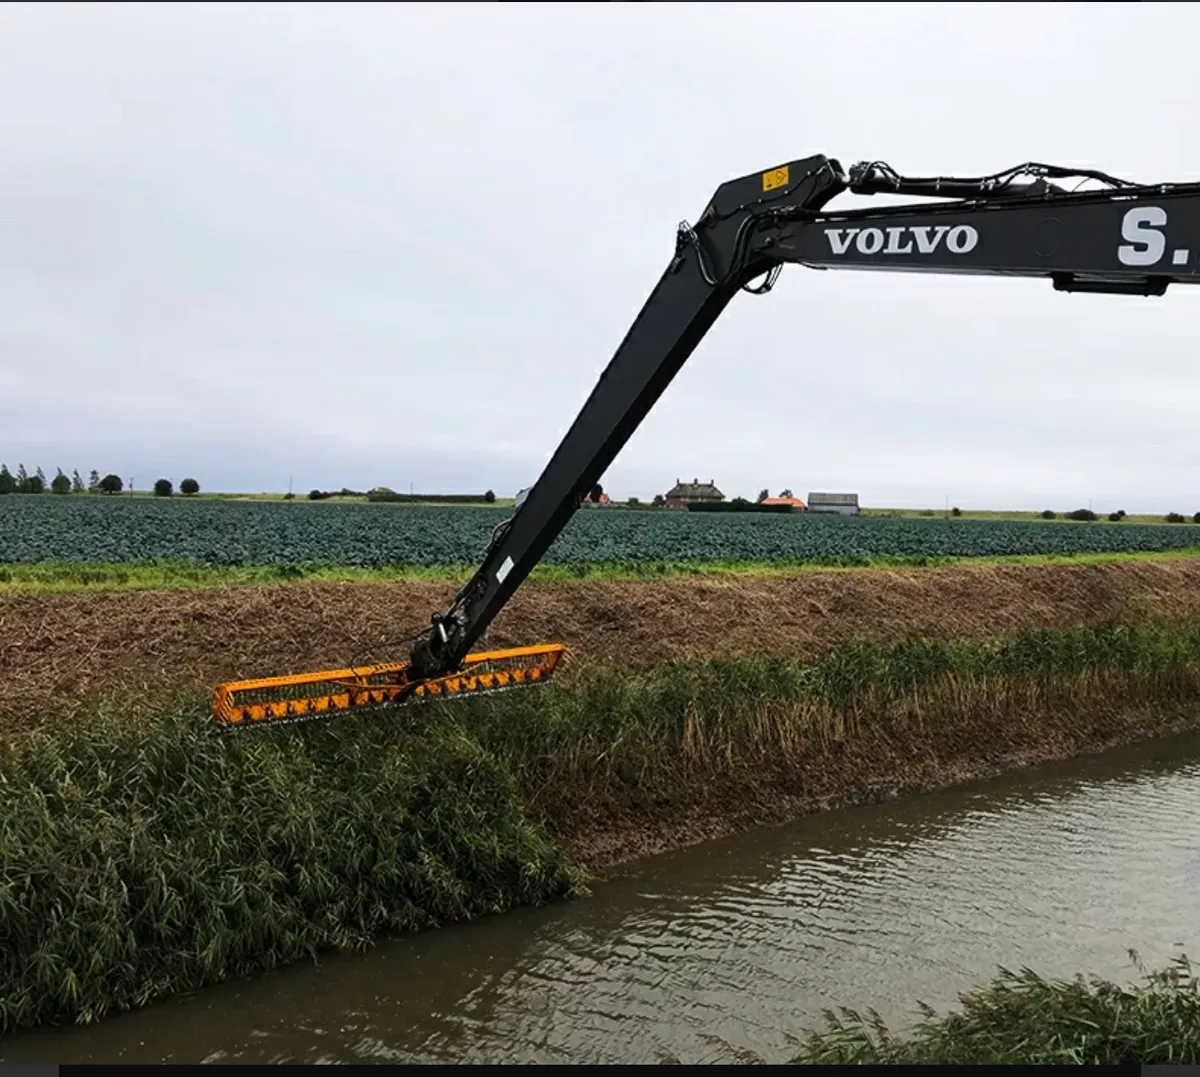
760 495 807 511
807 492 860 515
664 478 724 509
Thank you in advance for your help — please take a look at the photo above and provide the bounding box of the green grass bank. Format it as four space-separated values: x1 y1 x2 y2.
790 955 1200 1065
6 546 1200 594
6 617 1200 1032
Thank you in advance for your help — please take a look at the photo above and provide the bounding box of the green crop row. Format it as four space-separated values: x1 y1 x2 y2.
3 496 1200 568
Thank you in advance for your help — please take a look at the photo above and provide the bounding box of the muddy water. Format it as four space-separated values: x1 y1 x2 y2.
6 731 1200 1065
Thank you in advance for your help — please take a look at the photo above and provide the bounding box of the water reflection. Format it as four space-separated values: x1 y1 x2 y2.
5 731 1200 1064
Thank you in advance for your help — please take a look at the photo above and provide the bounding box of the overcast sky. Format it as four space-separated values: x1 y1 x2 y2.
2 1 1199 512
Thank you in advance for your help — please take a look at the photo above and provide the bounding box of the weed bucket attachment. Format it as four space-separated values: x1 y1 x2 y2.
211 643 569 731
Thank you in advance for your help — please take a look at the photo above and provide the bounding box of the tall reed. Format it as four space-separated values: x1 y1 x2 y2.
455 620 1200 824
790 954 1200 1064
0 710 581 1031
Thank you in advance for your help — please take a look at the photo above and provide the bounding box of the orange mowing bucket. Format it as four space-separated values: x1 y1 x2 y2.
211 643 569 730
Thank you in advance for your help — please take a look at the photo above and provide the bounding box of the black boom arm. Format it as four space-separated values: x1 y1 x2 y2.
408 153 1200 677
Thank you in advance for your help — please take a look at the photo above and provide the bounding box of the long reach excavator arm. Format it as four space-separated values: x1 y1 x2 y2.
212 153 1200 729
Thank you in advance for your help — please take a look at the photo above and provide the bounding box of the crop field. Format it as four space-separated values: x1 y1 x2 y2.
4 496 1200 569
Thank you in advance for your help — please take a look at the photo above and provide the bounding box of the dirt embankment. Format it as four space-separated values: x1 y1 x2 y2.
6 557 1200 731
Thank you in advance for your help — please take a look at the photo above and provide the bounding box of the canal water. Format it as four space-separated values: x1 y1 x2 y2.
5 731 1200 1065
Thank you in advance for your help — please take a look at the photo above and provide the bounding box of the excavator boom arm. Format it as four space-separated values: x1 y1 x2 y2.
409 153 1200 677
209 152 1200 728
786 184 1200 296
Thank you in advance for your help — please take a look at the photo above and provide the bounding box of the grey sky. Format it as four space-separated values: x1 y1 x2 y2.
2 1 1198 512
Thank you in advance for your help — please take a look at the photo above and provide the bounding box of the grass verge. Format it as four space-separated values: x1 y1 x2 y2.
790 954 1200 1064
6 617 1200 1032
5 546 1200 593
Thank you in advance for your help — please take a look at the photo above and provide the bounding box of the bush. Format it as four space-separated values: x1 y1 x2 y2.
1108 512 1123 522
153 479 173 498
1040 509 1056 519
51 470 71 495
1166 512 1187 524
98 474 123 495
179 478 200 496
484 490 496 504
1193 512 1200 525
950 506 962 517
283 492 295 501
308 489 330 501
1066 508 1098 521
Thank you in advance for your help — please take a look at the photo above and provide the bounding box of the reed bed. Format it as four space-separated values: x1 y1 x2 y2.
789 954 1200 1064
457 620 1200 825
0 710 581 1032
4 619 1200 1033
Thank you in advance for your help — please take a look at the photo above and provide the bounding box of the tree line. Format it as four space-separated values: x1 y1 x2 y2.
0 465 200 497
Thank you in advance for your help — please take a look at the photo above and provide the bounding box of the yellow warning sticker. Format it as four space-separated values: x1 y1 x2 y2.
762 165 790 192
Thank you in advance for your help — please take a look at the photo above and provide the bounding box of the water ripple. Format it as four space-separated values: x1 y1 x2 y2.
7 735 1200 1065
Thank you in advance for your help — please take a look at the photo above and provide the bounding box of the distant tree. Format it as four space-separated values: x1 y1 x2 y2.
26 473 44 494
779 488 794 499
15 464 28 493
1108 511 1123 522
1041 509 1056 519
1117 509 1127 518
1066 508 1098 521
153 478 173 497
1193 511 1200 524
179 477 200 496
590 483 604 503
35 466 46 488
87 469 101 493
0 465 13 495
283 491 295 501
484 489 496 504
652 493 666 507
51 469 71 494
1166 512 1186 524
308 489 325 501
627 496 641 507
950 506 962 517
70 468 85 494
757 488 769 503
99 473 123 494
